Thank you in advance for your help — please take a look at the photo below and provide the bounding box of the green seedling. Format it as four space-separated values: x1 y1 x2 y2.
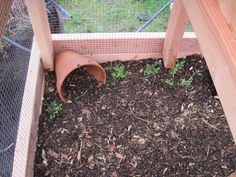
179 70 196 89
165 60 186 87
179 77 193 89
45 101 62 119
144 61 161 77
111 64 127 79
170 60 185 78
165 79 174 87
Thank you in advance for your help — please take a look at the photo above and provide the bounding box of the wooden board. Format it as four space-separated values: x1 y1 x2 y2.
181 0 236 142
216 0 236 37
162 0 189 68
0 0 13 37
12 41 44 177
25 0 54 70
52 32 201 63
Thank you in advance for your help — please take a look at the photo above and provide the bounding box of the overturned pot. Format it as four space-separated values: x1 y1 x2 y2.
55 51 106 101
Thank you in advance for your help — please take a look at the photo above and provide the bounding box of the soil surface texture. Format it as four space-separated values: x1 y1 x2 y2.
34 55 236 177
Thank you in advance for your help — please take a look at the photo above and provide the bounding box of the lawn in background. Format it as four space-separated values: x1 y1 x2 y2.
59 0 171 33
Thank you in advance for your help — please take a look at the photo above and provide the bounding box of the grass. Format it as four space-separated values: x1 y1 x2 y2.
59 0 171 33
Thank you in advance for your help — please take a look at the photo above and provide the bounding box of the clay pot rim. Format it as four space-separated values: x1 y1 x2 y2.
55 50 106 102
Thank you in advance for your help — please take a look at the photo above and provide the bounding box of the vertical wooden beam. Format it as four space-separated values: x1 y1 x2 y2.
25 0 54 70
229 172 236 177
216 0 236 38
181 0 236 142
162 0 188 68
0 0 13 37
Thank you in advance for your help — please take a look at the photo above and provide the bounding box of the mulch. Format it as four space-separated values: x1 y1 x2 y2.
34 55 236 177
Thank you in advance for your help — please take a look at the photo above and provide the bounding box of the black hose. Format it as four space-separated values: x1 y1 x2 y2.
2 36 31 53
46 0 71 20
136 0 173 32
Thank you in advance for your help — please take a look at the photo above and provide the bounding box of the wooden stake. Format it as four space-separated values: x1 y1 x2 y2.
162 0 189 68
181 0 236 142
25 0 54 70
0 0 13 37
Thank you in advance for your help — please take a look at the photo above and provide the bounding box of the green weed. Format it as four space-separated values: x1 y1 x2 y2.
165 60 186 87
170 60 185 78
111 64 127 79
179 77 193 89
45 101 63 119
165 78 174 87
144 61 161 77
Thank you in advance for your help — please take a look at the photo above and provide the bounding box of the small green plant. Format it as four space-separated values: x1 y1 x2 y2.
170 60 185 78
179 77 193 89
45 101 63 119
144 61 161 77
165 60 186 87
111 64 127 79
165 79 174 87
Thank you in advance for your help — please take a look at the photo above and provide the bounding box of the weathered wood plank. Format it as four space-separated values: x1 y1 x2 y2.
52 32 201 63
25 0 54 70
162 0 189 68
181 0 236 142
0 0 13 37
216 0 236 38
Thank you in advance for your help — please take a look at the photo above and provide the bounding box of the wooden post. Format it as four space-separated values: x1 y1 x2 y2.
0 0 13 37
162 0 188 68
25 0 54 70
181 0 236 142
216 0 236 38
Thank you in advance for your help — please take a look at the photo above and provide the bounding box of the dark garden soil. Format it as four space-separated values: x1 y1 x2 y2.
34 55 236 177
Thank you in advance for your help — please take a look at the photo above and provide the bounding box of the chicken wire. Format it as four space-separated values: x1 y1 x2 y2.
48 0 195 57
0 0 64 176
0 0 33 176
48 0 193 34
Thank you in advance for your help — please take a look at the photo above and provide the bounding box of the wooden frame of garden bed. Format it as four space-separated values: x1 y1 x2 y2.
52 32 200 63
0 0 234 176
12 34 200 177
12 41 44 177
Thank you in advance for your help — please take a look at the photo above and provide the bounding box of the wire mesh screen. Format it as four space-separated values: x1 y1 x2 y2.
48 0 172 33
47 0 193 33
0 0 33 176
47 0 196 58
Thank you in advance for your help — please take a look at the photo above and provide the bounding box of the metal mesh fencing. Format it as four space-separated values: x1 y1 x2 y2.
48 0 195 58
47 0 193 34
48 0 172 34
0 0 33 176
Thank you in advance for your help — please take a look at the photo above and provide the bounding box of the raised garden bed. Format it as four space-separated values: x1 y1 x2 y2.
34 55 235 176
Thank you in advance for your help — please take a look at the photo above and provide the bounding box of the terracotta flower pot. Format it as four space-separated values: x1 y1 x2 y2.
55 51 106 101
